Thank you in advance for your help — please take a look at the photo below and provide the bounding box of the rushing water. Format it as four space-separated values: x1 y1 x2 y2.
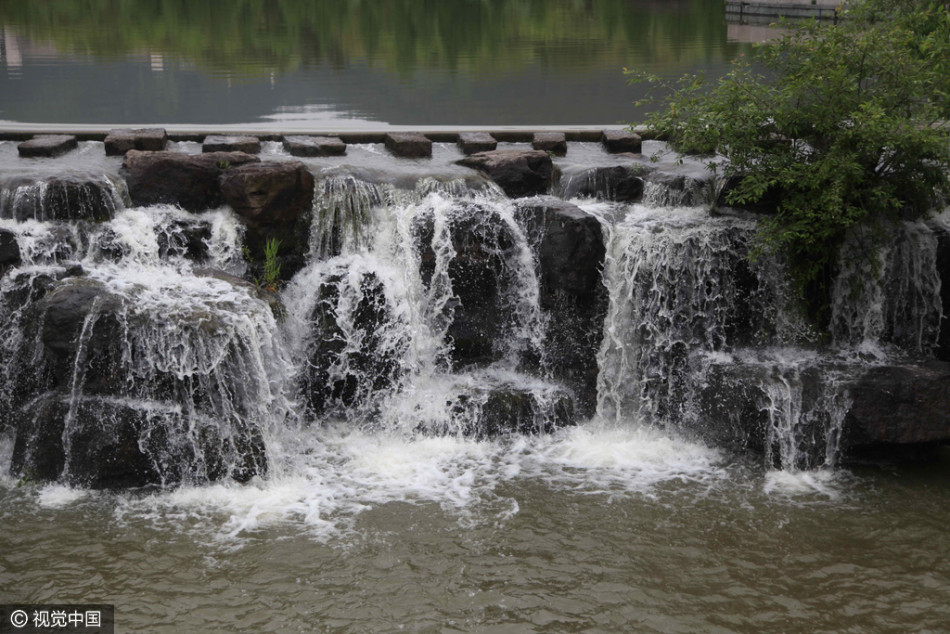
0 0 752 127
0 140 949 631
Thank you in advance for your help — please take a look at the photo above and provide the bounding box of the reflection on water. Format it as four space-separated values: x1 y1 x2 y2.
0 0 751 126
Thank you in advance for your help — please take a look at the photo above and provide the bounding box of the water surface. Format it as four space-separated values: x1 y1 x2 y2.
0 0 750 127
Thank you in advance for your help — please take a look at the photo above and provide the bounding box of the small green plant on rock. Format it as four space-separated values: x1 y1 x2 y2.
254 238 282 293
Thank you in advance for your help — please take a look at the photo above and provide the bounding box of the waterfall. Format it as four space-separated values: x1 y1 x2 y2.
830 221 943 357
596 206 779 425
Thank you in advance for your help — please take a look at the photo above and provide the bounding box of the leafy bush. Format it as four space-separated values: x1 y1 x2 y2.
628 0 950 325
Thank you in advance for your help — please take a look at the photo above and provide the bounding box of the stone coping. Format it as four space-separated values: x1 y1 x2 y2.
0 125 655 144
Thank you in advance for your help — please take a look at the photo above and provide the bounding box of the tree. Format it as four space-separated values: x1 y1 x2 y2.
628 0 950 326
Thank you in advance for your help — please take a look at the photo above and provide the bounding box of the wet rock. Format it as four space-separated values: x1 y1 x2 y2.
202 135 261 154
303 271 404 417
384 132 432 158
532 132 567 156
218 161 315 280
457 132 497 155
934 223 950 361
10 394 266 488
414 204 520 367
193 267 284 319
644 171 713 207
456 150 555 198
558 165 647 203
122 150 260 212
602 129 642 154
283 135 346 157
1 174 124 222
17 135 78 158
0 228 21 268
844 362 950 447
156 219 212 262
515 196 607 417
449 385 575 439
104 128 168 156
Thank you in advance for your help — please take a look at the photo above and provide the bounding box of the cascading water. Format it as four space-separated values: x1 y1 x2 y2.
0 201 292 487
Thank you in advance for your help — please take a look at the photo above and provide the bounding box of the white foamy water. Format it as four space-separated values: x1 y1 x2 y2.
100 420 727 543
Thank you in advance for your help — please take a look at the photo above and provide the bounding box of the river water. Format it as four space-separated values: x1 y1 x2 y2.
2 431 949 632
0 0 751 127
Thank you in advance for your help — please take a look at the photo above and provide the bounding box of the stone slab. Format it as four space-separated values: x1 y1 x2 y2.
202 135 261 154
457 132 497 155
602 129 642 154
532 132 567 156
384 132 432 158
283 135 346 157
17 135 78 158
104 128 168 156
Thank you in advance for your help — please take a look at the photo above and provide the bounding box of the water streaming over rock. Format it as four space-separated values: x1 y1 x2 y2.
0 148 946 495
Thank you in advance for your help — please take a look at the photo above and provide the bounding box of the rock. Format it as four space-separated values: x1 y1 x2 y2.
283 135 346 157
448 384 575 439
644 171 713 207
2 174 125 222
104 128 168 156
532 132 567 156
602 129 642 154
558 165 647 203
515 196 607 417
10 394 266 488
457 132 497 155
934 223 950 361
414 203 520 367
202 135 261 154
121 150 260 212
302 271 404 417
384 132 432 158
218 161 315 280
17 135 78 158
0 228 21 267
156 219 212 262
193 267 284 319
844 362 950 447
456 150 555 198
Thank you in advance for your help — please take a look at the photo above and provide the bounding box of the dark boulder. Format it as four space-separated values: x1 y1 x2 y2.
445 384 575 439
121 150 260 212
1 174 125 222
11 394 266 488
302 271 404 417
934 223 950 361
414 204 521 367
844 362 950 447
384 133 432 159
218 160 315 280
457 132 497 155
0 228 21 268
283 135 346 157
558 165 647 203
202 135 261 154
456 150 555 198
18 135 78 158
515 196 607 417
104 128 168 156
602 129 642 154
532 132 567 156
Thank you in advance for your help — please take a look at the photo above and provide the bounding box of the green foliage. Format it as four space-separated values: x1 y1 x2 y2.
627 0 950 325
254 238 282 293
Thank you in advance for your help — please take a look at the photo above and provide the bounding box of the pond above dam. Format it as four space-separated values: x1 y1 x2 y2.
0 0 751 128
